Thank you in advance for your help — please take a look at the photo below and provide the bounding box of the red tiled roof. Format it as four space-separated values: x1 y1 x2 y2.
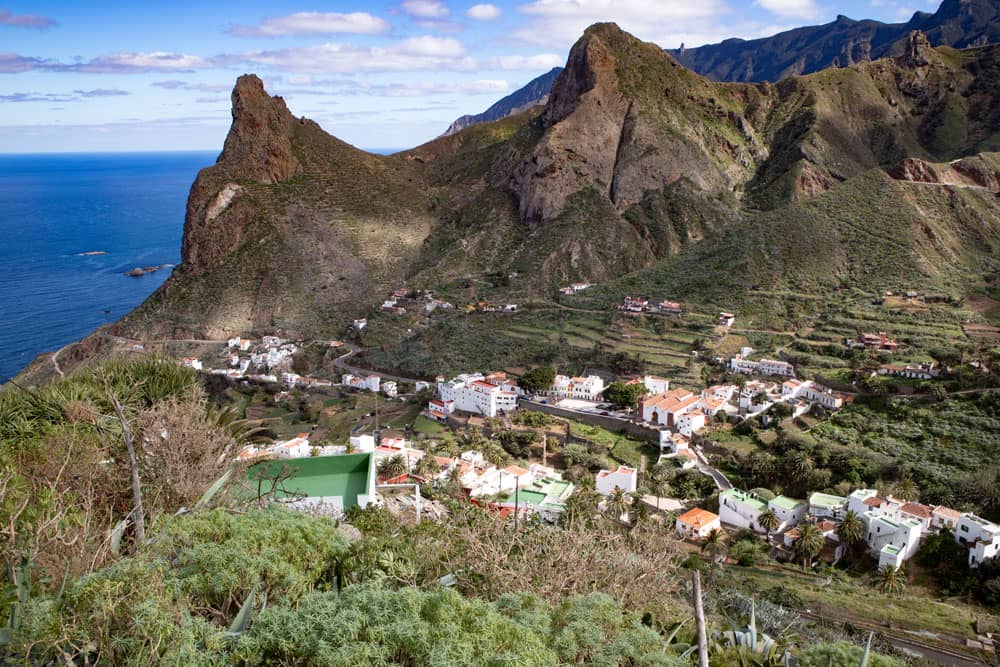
900 502 932 519
677 508 719 528
933 506 961 520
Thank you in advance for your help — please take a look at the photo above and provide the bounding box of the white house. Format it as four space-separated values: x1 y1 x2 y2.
769 496 807 532
877 363 938 380
701 384 736 403
349 434 376 452
227 337 251 351
657 300 683 315
382 381 398 398
955 514 1000 567
931 506 961 532
865 512 922 565
898 502 933 532
637 375 670 395
676 411 707 438
622 296 648 312
547 375 605 402
353 318 367 331
343 374 381 393
847 489 881 517
808 492 847 520
800 381 845 410
730 353 794 378
718 312 736 327
269 433 313 459
719 489 769 531
659 431 690 454
676 508 721 540
595 465 638 496
426 399 456 421
436 373 518 417
641 389 700 427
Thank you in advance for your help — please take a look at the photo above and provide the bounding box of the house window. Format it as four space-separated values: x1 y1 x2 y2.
961 525 968 532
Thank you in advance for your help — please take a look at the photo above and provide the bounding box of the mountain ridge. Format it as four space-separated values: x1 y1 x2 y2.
442 0 998 136
443 67 563 136
113 23 1000 367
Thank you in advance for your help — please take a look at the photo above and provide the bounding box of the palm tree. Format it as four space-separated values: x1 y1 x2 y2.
835 510 865 556
701 528 727 562
874 565 905 596
793 523 825 570
646 465 671 512
893 474 919 502
377 454 407 482
757 508 780 543
605 486 631 523
413 453 438 481
785 451 814 484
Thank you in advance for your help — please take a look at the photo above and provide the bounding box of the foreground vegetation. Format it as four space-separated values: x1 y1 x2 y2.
1 358 992 665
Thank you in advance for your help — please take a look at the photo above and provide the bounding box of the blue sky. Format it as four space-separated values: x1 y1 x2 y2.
0 0 937 153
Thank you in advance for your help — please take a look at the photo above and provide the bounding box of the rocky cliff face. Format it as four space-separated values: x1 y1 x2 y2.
120 24 1000 343
181 75 299 273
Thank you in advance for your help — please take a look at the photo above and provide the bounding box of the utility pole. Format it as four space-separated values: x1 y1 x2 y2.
514 482 519 532
692 569 709 667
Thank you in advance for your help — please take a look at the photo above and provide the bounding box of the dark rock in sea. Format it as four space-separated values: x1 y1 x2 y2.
124 264 174 277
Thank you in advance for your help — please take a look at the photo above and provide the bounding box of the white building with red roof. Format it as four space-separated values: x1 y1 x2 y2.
595 465 638 496
434 372 519 417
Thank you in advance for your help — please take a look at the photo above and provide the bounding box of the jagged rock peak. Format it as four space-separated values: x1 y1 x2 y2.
902 30 935 66
219 74 300 184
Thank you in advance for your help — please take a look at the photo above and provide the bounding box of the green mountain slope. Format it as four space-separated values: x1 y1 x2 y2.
117 24 1000 356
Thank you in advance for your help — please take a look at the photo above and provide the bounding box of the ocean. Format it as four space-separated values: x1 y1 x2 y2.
0 151 216 382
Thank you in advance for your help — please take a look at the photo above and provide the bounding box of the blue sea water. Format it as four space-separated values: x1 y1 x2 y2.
0 151 216 382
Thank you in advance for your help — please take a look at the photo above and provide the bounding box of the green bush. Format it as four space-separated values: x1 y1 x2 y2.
797 640 904 667
233 584 556 666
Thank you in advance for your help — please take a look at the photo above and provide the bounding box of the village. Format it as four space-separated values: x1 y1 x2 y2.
174 285 1000 586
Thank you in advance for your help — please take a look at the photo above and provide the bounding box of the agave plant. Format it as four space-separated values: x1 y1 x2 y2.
713 598 793 667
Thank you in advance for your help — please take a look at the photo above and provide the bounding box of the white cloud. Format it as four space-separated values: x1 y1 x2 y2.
228 12 390 37
396 35 467 57
467 4 503 20
490 53 563 69
220 37 476 73
70 52 213 73
512 0 732 48
402 0 450 18
372 80 511 96
754 0 819 19
151 80 231 92
277 79 511 97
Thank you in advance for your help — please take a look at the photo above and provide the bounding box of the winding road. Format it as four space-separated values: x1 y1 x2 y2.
331 343 424 385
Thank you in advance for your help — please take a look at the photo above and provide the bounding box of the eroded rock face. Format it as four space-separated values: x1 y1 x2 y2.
220 75 300 185
180 75 299 272
889 156 943 183
509 29 629 223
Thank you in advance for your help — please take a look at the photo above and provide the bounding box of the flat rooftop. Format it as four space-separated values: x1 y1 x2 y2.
722 489 768 511
809 492 847 508
248 452 373 509
770 495 805 511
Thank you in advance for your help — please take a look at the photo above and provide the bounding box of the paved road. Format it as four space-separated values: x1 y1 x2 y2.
332 343 425 385
692 446 733 490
